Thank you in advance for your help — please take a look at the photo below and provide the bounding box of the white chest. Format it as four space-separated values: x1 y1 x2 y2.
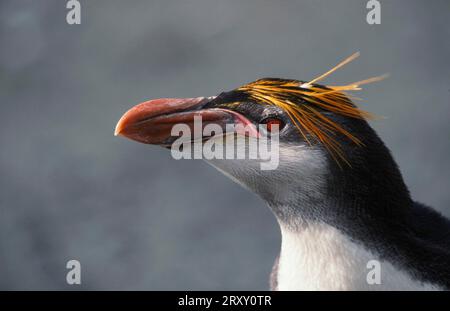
276 223 440 291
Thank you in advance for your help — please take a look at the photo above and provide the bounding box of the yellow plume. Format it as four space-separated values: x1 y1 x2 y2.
237 53 387 166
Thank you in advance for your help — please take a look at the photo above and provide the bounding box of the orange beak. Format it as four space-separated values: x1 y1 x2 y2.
115 97 258 146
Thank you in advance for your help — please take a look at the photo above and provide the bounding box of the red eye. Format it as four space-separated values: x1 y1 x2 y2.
262 118 285 132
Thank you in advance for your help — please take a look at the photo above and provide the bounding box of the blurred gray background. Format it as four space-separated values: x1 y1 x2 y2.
0 0 449 290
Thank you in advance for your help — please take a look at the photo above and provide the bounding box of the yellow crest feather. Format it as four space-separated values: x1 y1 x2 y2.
237 52 387 166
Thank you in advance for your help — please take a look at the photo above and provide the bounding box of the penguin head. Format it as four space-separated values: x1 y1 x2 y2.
114 55 407 226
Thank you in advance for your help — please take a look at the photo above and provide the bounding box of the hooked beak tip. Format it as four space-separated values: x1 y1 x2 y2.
114 117 125 137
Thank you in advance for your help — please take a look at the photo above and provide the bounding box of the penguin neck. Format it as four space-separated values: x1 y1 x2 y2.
271 167 438 291
275 219 440 291
269 134 415 244
269 141 431 290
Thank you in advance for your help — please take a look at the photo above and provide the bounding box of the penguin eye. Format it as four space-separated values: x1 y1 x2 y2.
261 117 285 132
